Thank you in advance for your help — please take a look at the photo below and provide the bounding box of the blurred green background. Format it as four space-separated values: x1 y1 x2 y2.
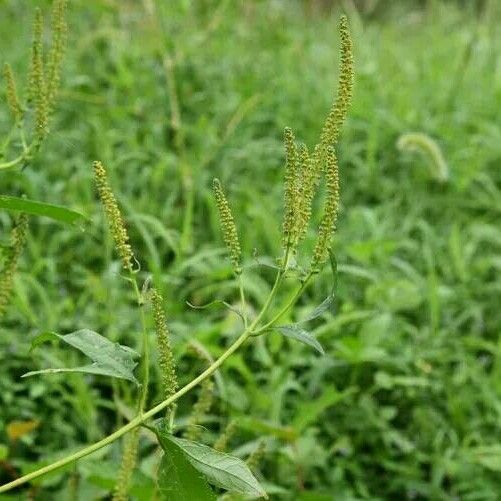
1 0 501 499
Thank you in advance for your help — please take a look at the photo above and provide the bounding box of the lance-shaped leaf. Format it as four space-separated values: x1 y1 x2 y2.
158 439 216 501
275 325 325 355
0 195 87 226
23 330 139 384
297 295 334 324
154 422 267 498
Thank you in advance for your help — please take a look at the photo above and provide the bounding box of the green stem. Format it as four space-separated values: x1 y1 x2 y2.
0 328 253 494
0 142 34 170
0 152 28 170
130 276 150 412
0 266 286 494
19 125 28 153
1 124 17 153
256 271 313 333
238 274 247 328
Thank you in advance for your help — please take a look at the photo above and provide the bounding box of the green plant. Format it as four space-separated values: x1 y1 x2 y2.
1 0 67 171
0 1 87 327
0 13 353 498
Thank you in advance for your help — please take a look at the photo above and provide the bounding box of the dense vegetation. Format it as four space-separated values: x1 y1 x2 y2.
1 1 500 499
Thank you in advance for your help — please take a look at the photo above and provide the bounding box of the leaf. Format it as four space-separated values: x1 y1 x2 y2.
292 387 355 433
6 420 40 441
276 325 325 355
154 422 267 498
469 445 501 472
298 296 334 324
80 459 156 501
0 444 7 460
158 439 216 501
28 331 60 353
237 417 297 441
23 330 139 384
0 195 87 226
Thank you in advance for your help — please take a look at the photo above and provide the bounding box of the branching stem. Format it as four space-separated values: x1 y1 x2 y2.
257 271 314 333
0 261 299 494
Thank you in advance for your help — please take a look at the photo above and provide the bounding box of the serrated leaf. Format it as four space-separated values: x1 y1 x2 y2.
158 439 216 501
23 330 139 384
276 325 325 355
0 195 87 226
154 422 267 498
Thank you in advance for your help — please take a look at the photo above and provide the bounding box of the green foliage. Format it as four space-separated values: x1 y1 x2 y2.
23 330 140 383
155 423 266 498
158 435 216 501
275 325 325 355
1 0 67 170
0 213 28 318
1 0 501 499
0 195 86 226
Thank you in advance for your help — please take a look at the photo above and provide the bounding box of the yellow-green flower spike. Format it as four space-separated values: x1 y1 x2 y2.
214 420 237 452
93 161 135 272
295 143 316 243
46 0 67 113
28 8 43 104
282 127 299 249
184 377 214 442
213 178 242 275
247 441 266 473
315 15 354 167
151 288 178 400
29 8 48 142
0 214 28 319
397 132 449 183
311 147 340 270
112 428 140 501
3 63 23 123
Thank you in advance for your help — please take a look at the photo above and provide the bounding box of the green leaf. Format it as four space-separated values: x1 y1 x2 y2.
0 195 87 226
154 422 267 498
158 439 216 501
292 387 355 433
28 331 60 353
23 330 139 384
469 445 501 472
298 296 334 324
276 325 325 355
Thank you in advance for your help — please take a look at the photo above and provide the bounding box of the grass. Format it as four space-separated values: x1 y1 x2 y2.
1 0 501 499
